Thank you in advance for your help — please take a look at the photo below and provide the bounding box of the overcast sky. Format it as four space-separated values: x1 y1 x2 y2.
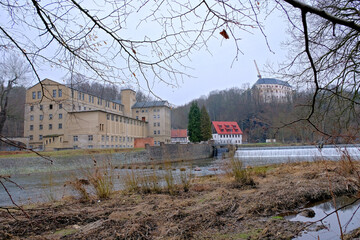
1 2 291 107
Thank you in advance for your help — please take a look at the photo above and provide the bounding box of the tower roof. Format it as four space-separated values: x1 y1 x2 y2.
254 78 291 88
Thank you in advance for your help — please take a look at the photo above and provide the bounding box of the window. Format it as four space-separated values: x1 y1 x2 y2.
157 114 160 118
37 91 41 99
29 135 33 140
59 104 62 109
107 114 110 120
58 89 62 97
82 93 84 100
106 136 109 141
153 115 156 119
136 110 139 113
154 130 156 135
115 136 118 142
30 115 34 121
53 89 56 98
88 145 93 149
100 123 104 131
157 122 160 127
58 123 62 129
48 124 53 130
49 104 53 110
89 95 91 102
30 106 34 111
32 92 36 99
39 124 43 130
116 116 118 122
111 114 114 121
102 135 105 141
111 136 113 142
39 135 43 140
59 113 62 119
49 114 53 120
73 135 78 142
88 135 93 141
30 125 33 131
40 105 43 110
154 123 156 127
39 115 43 121
158 130 160 134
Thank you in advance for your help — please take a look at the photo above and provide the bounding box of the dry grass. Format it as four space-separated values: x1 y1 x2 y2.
228 157 255 188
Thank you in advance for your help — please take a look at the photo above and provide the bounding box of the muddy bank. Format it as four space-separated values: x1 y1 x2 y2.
1 160 359 239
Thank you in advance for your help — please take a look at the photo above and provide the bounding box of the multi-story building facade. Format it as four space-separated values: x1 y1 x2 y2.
24 79 171 150
252 78 292 103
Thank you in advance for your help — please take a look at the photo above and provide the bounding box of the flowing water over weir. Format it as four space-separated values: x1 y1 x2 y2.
235 145 360 167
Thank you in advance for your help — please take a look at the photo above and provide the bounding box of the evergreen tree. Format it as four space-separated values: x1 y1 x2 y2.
200 105 212 141
188 101 201 142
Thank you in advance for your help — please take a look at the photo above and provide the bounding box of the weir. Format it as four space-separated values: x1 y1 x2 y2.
235 145 360 166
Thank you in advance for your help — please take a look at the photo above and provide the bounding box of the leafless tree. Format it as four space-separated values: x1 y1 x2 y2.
0 54 29 134
0 0 359 138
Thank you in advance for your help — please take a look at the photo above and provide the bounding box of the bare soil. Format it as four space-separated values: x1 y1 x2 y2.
1 160 359 240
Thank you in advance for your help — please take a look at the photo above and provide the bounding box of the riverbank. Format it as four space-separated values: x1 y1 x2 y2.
1 160 359 239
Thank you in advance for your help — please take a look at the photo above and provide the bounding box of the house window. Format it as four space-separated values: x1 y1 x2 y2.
59 113 62 119
73 136 78 142
111 136 113 142
154 130 156 135
153 115 156 119
102 135 105 141
49 114 53 120
40 114 43 120
30 125 33 131
30 106 34 111
29 135 33 140
40 105 43 110
88 145 93 149
39 124 43 130
88 135 93 141
49 104 53 110
59 104 62 109
107 114 110 120
157 122 160 127
157 115 160 118
49 124 52 130
58 123 62 129
37 91 41 99
106 136 109 141
116 116 118 122
52 89 56 98
58 89 62 97
154 123 156 127
111 114 114 121
158 130 160 134
39 135 43 140
30 115 34 121
32 92 36 99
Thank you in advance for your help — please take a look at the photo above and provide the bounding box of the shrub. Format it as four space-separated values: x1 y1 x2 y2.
229 157 255 188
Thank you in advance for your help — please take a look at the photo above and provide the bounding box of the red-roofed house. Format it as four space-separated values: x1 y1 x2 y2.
171 129 189 144
212 121 243 144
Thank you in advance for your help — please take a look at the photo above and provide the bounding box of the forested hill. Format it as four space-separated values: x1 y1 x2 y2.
171 87 343 144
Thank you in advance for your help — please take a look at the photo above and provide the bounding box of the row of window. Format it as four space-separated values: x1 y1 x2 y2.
30 103 62 111
153 122 160 127
106 114 144 126
135 108 160 113
218 134 241 138
30 113 63 121
73 135 135 142
29 123 62 131
31 89 63 100
153 130 161 135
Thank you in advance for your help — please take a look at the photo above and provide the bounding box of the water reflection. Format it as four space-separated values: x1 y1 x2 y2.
288 196 360 240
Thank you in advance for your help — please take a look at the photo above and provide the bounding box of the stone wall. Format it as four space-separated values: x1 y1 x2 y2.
146 142 213 162
0 143 214 176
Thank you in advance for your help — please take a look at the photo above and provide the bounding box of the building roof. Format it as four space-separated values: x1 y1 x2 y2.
132 101 170 108
212 121 243 135
254 78 291 88
171 129 188 138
